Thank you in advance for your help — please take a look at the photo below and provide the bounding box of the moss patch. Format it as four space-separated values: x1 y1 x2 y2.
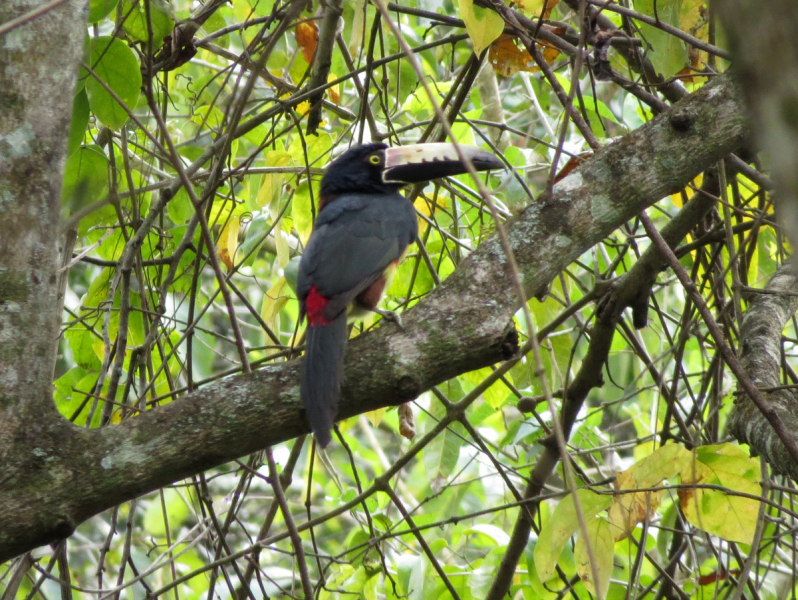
0 271 29 302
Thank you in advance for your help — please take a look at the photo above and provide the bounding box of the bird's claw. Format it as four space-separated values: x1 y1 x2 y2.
373 308 404 331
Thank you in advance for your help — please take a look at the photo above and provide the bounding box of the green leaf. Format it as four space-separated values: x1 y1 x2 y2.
423 420 465 481
53 366 89 415
167 186 197 225
463 367 510 409
465 523 511 547
575 517 614 600
88 0 120 22
142 488 190 537
85 36 142 130
458 0 504 57
69 372 104 426
62 145 109 212
582 95 619 124
67 88 90 156
120 0 174 48
635 0 687 78
534 489 613 581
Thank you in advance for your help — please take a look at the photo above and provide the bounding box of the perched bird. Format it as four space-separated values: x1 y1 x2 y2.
297 142 503 447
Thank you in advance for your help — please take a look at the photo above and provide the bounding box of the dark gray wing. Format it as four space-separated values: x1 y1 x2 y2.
297 192 417 319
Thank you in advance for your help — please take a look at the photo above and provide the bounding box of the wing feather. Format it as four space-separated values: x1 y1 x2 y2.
297 193 417 319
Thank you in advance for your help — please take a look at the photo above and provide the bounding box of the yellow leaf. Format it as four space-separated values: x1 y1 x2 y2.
365 408 386 428
260 276 290 335
670 173 702 208
608 469 662 540
328 72 340 104
258 151 294 269
217 216 240 271
458 0 504 56
678 0 709 82
575 517 614 600
679 443 762 544
516 0 559 17
296 101 311 116
291 179 314 245
608 443 690 540
414 195 449 217
462 367 510 409
256 150 293 208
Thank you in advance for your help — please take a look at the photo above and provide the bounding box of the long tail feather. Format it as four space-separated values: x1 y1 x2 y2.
301 312 348 447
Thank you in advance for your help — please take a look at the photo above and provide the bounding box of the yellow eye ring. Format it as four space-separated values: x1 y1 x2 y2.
368 155 380 165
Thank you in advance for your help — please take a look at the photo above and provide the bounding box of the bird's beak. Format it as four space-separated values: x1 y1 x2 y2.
382 143 504 185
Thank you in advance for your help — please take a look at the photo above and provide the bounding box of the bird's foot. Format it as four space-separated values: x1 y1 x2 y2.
373 308 404 330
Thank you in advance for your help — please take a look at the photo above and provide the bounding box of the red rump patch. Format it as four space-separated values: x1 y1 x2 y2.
306 285 332 326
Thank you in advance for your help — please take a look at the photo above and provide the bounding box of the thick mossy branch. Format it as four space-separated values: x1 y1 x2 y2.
0 74 747 561
730 261 798 481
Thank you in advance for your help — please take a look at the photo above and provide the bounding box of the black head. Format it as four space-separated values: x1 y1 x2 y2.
320 143 395 199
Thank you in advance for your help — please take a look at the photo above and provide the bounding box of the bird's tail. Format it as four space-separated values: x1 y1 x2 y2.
301 312 348 447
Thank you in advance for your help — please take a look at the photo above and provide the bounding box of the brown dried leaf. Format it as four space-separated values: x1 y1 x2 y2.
489 35 535 77
488 35 559 77
398 403 415 440
608 469 663 541
295 21 318 64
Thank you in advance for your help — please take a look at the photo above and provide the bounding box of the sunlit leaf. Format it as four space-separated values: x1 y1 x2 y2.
679 443 762 544
292 179 314 245
260 276 290 335
458 0 504 57
217 215 240 271
516 0 559 17
365 407 386 428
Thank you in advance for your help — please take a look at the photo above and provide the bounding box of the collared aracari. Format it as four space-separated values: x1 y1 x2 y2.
297 142 503 447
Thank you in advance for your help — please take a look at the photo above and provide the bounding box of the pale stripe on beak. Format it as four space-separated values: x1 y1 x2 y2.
382 143 504 184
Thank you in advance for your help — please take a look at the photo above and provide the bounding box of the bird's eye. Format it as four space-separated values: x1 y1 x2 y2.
368 155 380 165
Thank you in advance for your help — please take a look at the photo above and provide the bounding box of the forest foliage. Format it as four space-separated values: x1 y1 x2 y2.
2 0 794 599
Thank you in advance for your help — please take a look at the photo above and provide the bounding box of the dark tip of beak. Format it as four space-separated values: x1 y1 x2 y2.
470 152 505 172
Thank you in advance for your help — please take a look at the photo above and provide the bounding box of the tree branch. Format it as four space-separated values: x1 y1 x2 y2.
729 260 798 480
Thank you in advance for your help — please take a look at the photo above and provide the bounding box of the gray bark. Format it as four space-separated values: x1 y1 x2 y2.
729 262 798 480
0 0 89 553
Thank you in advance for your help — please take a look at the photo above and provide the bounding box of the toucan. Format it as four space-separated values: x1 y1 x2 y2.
297 142 503 447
